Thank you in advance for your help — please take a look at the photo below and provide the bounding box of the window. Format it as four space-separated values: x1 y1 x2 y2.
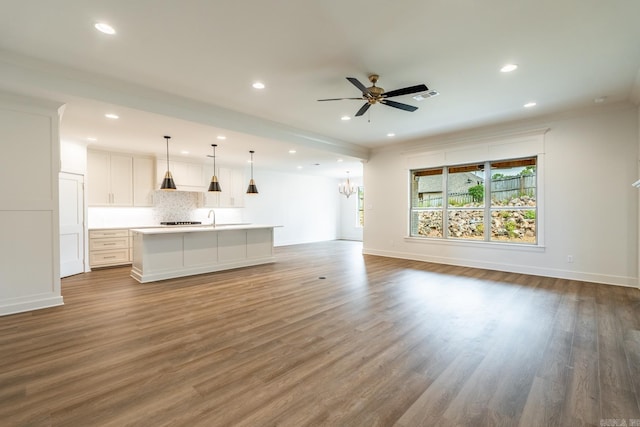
410 157 537 244
357 186 364 227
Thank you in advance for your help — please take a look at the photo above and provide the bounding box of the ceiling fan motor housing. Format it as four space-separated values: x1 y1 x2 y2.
317 74 428 116
367 74 384 100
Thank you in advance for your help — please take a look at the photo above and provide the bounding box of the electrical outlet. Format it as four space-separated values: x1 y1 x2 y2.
567 255 574 263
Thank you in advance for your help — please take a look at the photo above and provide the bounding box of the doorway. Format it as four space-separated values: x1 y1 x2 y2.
59 172 85 277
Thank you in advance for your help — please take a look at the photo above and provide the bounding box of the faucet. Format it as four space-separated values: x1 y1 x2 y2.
207 209 216 228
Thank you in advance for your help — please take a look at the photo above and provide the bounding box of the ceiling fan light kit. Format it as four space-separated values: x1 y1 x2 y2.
318 74 428 117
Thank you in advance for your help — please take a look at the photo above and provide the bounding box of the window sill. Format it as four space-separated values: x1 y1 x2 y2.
403 236 546 252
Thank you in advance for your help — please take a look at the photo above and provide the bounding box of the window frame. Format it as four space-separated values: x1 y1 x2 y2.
356 186 364 228
409 156 540 246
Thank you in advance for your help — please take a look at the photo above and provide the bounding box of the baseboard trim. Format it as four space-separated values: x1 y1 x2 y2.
0 294 64 316
362 248 638 288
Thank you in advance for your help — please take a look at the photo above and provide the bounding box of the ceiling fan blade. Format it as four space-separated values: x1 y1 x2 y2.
355 103 372 116
380 99 418 112
382 84 428 98
317 97 364 101
346 77 372 96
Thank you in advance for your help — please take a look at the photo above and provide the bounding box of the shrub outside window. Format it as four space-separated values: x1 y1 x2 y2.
410 157 537 244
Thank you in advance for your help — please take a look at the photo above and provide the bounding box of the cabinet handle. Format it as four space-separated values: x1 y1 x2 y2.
104 242 117 245
104 256 117 259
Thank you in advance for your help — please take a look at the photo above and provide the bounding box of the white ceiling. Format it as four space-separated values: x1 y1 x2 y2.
1 0 640 177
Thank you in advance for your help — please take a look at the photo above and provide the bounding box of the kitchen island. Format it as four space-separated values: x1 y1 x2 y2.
130 224 279 283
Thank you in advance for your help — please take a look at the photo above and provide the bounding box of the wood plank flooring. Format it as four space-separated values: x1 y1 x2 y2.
1 240 639 426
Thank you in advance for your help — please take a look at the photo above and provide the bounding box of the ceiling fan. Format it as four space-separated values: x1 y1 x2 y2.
318 74 428 117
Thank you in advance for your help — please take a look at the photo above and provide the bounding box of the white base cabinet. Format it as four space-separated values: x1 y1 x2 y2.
89 229 131 268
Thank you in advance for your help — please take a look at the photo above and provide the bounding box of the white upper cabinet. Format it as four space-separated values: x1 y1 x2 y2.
88 150 155 207
87 151 133 206
200 166 245 208
219 167 245 208
133 156 155 206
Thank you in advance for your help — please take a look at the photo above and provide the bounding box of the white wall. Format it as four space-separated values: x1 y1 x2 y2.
243 169 340 246
338 176 363 241
0 91 64 315
60 139 87 174
363 103 639 287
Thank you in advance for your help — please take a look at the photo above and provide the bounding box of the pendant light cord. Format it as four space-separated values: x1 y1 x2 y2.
250 150 254 179
165 136 171 171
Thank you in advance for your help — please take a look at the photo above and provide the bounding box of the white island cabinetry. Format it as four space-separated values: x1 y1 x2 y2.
130 225 278 283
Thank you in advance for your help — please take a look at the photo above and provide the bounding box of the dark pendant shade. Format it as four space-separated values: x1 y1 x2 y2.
208 176 221 192
246 178 258 194
161 170 177 190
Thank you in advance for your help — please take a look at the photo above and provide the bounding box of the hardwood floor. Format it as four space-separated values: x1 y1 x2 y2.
1 240 639 426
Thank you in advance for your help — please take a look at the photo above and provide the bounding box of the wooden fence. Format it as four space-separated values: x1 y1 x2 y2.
417 175 536 207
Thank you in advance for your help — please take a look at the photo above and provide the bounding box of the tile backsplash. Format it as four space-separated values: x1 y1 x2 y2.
152 191 199 222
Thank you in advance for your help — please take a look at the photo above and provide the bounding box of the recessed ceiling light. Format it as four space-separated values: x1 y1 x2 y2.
337 158 344 163
297 166 303 169
289 150 296 154
341 116 351 121
594 96 607 103
387 133 395 137
180 150 190 155
94 22 116 35
501 64 518 73
87 137 97 141
105 113 119 119
216 135 226 140
524 102 537 108
252 82 265 89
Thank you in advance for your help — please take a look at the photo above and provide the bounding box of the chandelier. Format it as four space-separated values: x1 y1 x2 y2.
338 171 356 198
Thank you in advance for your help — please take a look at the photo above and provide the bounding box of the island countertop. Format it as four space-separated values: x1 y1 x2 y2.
130 224 281 234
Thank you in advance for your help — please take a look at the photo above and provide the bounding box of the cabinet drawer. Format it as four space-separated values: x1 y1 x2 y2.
90 249 130 266
89 237 129 250
89 229 129 238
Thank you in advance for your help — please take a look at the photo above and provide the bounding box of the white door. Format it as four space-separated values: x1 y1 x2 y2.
59 172 85 277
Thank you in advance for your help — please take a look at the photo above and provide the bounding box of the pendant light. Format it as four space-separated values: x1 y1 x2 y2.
339 171 356 198
160 135 177 190
207 143 222 192
246 150 258 194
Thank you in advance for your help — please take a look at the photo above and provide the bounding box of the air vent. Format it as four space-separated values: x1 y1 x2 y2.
412 90 440 101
